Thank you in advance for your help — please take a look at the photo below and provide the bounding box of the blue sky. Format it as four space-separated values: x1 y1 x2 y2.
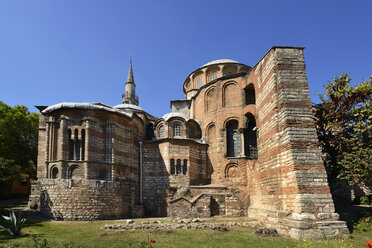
0 0 371 118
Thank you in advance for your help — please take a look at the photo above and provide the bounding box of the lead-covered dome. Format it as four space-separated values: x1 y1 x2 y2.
202 59 239 67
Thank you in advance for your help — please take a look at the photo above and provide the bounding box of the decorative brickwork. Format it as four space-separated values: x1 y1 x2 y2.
29 47 348 239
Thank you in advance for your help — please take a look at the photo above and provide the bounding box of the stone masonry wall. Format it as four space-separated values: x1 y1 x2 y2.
29 178 136 220
245 47 348 239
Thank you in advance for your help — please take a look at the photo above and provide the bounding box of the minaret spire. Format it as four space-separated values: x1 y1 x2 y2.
122 58 139 105
126 57 134 84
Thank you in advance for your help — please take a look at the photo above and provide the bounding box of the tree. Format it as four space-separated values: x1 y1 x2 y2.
314 74 372 192
0 102 39 197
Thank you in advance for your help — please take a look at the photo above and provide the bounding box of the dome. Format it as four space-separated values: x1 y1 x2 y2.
113 103 144 112
202 59 239 67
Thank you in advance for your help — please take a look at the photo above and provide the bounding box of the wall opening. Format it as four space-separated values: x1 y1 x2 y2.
244 113 258 159
244 84 255 105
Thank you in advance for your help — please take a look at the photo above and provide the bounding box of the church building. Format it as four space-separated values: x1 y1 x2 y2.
29 46 348 239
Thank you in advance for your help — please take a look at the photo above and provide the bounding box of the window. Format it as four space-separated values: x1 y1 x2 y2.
183 159 187 175
170 159 175 175
189 84 192 90
197 77 202 88
173 124 181 137
176 159 182 174
209 73 217 82
226 120 240 157
159 125 165 138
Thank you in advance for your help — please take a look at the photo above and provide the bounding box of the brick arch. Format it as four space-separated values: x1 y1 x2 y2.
204 87 217 113
224 163 239 179
222 81 239 107
68 164 83 179
223 117 240 129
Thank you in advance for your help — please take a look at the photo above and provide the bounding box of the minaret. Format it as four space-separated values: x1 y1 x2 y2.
122 58 139 105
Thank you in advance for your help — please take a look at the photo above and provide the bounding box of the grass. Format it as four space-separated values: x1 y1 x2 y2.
1 219 371 248
0 208 371 247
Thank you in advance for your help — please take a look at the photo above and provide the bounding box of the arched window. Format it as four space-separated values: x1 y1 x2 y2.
209 73 217 82
183 159 187 175
244 113 258 159
173 124 181 137
245 84 255 105
170 159 175 175
51 166 59 179
159 125 165 138
226 120 240 157
176 159 182 174
197 77 202 88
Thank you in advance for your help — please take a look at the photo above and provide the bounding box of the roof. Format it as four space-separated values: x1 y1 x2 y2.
41 102 144 118
202 59 239 67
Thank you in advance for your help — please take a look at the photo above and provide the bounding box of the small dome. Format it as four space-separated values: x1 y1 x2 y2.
161 112 190 122
202 59 239 67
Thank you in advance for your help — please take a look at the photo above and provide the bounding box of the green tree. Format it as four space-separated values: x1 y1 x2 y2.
314 74 372 192
0 101 39 197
